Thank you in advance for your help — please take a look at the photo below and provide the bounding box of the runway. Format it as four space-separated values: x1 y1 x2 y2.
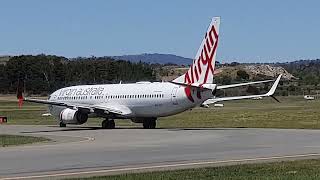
1 125 320 179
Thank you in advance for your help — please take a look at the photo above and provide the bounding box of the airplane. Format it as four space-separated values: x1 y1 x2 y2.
17 17 282 129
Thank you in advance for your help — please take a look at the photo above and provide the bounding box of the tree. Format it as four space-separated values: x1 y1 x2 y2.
246 85 260 94
236 70 249 80
3 55 156 95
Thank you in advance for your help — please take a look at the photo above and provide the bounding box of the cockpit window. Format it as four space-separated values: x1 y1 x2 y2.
48 95 51 100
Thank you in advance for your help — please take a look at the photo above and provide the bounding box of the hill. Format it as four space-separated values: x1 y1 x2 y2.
243 65 294 80
111 53 193 65
157 64 294 82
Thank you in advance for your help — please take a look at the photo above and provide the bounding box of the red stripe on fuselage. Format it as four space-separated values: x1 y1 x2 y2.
184 86 194 102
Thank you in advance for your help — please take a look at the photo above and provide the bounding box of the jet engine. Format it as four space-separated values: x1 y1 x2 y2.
131 117 144 123
60 108 88 125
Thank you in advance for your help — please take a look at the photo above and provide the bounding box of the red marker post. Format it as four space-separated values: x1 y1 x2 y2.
0 116 7 124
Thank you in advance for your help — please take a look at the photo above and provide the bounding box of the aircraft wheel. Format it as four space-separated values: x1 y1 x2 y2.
102 120 108 129
143 121 149 129
149 120 156 129
143 118 157 129
59 122 66 127
109 120 115 129
102 119 115 129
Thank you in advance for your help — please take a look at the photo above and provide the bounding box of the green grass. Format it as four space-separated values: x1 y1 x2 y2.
67 159 320 180
0 134 50 147
1 96 320 129
0 101 57 125
159 96 320 129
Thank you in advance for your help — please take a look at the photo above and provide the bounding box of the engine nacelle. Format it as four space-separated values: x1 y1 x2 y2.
60 108 88 125
131 117 145 123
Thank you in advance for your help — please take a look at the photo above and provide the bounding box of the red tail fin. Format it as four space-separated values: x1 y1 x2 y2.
173 17 220 85
16 80 24 108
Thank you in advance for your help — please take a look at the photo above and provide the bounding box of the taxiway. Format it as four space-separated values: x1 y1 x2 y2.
1 125 320 179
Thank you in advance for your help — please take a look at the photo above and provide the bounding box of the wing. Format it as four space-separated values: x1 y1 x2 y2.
22 98 133 117
202 75 282 106
171 78 274 91
91 103 133 116
216 79 274 90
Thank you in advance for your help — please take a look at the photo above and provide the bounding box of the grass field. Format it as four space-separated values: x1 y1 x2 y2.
67 159 320 180
159 96 320 129
1 96 320 129
0 134 49 147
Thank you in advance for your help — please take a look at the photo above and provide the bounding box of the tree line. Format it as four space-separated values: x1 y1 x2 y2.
0 55 156 95
280 60 320 86
2 54 320 96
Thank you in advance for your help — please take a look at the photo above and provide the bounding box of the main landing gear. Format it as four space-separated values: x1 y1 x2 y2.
143 118 157 129
59 122 66 127
102 119 115 129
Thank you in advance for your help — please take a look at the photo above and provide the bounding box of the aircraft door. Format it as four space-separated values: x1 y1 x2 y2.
104 93 109 103
171 87 178 105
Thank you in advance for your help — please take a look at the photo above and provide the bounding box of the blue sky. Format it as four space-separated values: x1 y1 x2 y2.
0 0 319 63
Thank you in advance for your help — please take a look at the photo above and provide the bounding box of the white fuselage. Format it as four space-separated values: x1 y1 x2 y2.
47 82 213 120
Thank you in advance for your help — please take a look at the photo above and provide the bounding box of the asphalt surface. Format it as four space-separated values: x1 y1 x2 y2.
1 125 320 179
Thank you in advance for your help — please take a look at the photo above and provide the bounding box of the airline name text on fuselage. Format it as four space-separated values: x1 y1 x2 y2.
59 87 105 97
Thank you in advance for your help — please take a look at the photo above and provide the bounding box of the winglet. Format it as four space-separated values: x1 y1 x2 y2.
266 74 282 96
